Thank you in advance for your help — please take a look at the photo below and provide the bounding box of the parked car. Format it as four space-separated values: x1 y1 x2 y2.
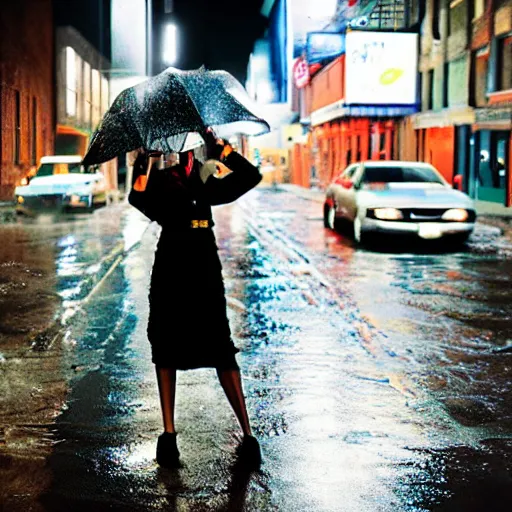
15 155 107 214
324 161 477 244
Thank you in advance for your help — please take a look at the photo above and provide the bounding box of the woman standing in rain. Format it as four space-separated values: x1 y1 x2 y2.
129 129 262 469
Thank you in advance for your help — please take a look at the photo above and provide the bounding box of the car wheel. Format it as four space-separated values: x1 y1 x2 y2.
323 202 336 230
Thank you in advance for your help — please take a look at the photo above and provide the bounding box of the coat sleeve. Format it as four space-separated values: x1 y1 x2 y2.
128 169 170 223
202 152 263 206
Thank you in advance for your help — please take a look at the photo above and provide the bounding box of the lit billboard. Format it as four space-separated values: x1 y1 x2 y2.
345 31 419 106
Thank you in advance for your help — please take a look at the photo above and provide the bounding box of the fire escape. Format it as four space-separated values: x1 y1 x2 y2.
351 0 410 30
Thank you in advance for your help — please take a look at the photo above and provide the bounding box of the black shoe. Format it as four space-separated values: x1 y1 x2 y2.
236 435 262 470
156 432 180 468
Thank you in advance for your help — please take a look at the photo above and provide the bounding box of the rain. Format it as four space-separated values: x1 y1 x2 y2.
1 1 512 511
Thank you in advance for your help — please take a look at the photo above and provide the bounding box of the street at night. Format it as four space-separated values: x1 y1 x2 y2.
2 0 512 510
1 187 511 511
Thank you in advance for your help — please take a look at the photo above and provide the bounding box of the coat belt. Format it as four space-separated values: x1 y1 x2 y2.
190 219 211 228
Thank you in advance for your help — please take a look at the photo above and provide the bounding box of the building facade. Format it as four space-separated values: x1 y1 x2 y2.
292 0 423 189
56 27 111 156
402 0 512 206
0 0 55 200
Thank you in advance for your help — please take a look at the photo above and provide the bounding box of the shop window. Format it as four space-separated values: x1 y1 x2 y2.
497 36 512 91
477 130 508 204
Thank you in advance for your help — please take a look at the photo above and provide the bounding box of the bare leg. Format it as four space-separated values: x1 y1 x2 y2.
156 367 177 433
217 369 252 436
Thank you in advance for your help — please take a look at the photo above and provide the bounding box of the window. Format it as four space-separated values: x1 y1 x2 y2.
472 47 489 106
32 97 37 165
497 36 512 91
14 90 21 165
101 76 109 114
428 69 435 110
473 0 485 19
91 69 101 128
83 61 91 128
362 166 445 185
433 0 441 39
66 47 77 116
448 0 465 36
442 62 449 107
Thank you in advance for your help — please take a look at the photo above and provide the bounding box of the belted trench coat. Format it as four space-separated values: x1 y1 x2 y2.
129 152 262 369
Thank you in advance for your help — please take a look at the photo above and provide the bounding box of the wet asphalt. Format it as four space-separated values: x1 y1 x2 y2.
0 188 511 511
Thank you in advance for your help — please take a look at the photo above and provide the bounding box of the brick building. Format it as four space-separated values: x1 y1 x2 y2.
0 0 55 200
398 0 512 207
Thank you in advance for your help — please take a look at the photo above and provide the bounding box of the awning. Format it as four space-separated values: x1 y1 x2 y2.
310 100 418 126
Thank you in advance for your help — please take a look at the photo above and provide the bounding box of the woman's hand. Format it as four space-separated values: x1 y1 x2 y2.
203 128 231 161
132 150 163 192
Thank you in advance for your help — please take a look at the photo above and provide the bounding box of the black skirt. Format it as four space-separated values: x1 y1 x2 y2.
147 228 239 370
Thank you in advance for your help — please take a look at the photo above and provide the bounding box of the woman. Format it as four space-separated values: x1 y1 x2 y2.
129 130 262 469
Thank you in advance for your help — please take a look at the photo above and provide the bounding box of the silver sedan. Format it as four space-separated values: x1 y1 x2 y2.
323 161 477 244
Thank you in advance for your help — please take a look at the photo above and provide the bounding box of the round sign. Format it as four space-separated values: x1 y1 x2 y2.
293 58 310 89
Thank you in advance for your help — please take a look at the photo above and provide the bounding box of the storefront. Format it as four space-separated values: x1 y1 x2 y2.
472 104 512 206
291 30 420 189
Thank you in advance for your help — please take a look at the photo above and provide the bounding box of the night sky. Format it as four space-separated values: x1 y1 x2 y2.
54 0 268 82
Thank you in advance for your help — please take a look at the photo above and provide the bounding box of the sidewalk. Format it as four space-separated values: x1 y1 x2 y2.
275 183 512 235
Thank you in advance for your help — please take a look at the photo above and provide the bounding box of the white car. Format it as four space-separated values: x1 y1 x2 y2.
324 161 477 244
15 155 107 214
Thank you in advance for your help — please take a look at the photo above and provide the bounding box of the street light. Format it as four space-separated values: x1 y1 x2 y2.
163 23 177 65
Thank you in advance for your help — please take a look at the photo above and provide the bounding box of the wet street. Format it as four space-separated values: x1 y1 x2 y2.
1 187 511 511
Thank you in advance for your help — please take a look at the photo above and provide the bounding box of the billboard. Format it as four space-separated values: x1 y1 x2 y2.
290 0 380 58
306 32 345 64
345 31 419 106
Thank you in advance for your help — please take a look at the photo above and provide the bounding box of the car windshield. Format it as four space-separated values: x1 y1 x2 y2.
36 162 92 177
362 166 445 185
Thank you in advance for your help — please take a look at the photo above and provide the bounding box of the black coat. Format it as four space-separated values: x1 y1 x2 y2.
129 152 262 370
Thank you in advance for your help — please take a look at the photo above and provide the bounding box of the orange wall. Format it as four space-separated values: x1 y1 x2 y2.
424 126 455 183
310 55 345 112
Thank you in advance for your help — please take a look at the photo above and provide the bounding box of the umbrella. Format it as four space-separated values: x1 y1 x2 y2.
82 67 270 166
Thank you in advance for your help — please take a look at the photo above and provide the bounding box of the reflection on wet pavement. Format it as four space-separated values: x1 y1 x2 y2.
1 190 512 510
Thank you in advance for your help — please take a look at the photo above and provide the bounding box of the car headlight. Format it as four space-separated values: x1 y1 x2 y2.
20 177 29 186
17 196 24 204
372 208 404 220
442 208 469 222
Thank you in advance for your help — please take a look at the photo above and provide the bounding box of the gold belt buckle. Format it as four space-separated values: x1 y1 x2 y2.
191 220 209 228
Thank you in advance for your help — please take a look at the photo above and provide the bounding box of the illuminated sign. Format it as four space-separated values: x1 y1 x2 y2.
293 58 310 89
345 31 418 105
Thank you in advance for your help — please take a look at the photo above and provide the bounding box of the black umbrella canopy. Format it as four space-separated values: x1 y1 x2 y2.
82 67 270 166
